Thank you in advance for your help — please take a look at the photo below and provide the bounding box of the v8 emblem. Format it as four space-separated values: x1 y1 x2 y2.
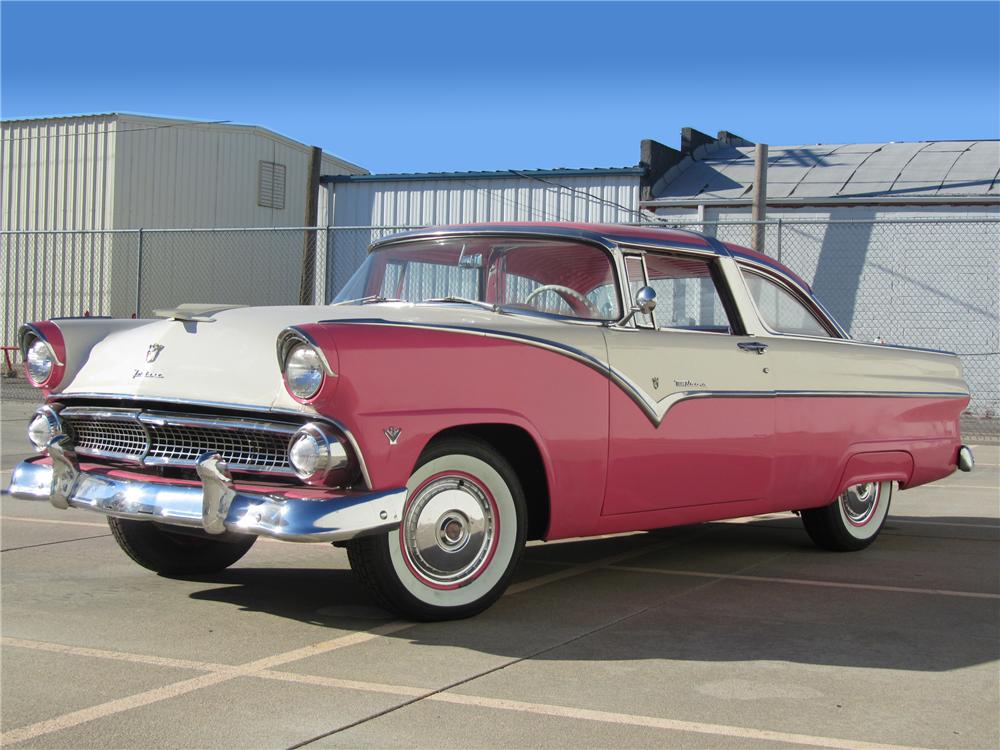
384 427 402 445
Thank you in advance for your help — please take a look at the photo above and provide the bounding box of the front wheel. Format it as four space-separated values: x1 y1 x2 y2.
347 436 527 621
108 517 256 575
801 481 893 551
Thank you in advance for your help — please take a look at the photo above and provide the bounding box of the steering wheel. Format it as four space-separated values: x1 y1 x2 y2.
523 284 600 317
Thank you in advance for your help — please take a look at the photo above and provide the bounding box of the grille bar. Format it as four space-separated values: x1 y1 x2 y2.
61 407 296 475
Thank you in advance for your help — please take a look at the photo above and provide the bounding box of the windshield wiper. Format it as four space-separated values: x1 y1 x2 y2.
423 296 502 313
331 295 402 306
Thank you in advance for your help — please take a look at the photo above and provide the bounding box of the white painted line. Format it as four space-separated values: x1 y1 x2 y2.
256 668 427 698
888 518 1000 529
609 565 1000 600
1 634 933 750
910 483 998 491
431 692 930 750
1 637 231 673
1 516 107 528
0 621 413 745
0 672 235 746
506 539 678 595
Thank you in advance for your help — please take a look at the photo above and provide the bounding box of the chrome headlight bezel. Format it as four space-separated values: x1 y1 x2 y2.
287 422 350 484
27 405 64 451
283 344 325 401
25 338 57 386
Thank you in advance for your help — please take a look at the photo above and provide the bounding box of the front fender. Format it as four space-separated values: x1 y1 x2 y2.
311 322 612 540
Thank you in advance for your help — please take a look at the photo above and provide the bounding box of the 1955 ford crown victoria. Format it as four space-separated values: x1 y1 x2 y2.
9 222 975 620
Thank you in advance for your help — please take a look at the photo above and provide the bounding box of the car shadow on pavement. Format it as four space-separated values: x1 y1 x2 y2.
184 518 1000 674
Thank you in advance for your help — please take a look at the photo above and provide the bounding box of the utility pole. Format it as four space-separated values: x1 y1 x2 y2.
299 146 322 304
751 143 768 252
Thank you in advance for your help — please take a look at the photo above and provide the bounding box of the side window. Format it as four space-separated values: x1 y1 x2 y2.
742 270 832 337
644 253 733 333
623 256 654 328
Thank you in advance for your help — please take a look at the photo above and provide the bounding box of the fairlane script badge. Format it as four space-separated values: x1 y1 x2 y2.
146 343 165 363
132 369 164 380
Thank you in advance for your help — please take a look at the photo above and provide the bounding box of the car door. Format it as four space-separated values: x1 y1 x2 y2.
602 250 775 516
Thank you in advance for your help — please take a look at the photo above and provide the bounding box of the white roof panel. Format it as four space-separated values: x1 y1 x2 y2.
653 140 998 202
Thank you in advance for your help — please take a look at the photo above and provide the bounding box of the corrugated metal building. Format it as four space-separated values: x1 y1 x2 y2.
1 114 367 345
1 113 367 231
321 167 643 291
639 130 1000 417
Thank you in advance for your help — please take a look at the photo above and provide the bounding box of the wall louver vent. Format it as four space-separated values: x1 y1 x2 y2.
257 161 287 209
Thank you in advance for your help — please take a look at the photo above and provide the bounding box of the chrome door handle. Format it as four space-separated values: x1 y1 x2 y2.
738 341 768 354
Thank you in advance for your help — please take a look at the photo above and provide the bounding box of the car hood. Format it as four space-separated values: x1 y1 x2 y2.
58 303 609 412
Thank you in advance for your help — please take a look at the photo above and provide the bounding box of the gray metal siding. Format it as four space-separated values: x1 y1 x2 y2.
332 174 641 226
1 116 117 231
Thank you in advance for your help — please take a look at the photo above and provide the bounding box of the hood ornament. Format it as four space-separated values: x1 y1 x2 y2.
146 344 165 363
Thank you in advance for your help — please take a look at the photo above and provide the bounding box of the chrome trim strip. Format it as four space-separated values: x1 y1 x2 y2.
317 319 969 426
7 459 405 544
58 406 300 476
276 326 337 376
137 411 298 435
18 323 66 365
49 396 374 490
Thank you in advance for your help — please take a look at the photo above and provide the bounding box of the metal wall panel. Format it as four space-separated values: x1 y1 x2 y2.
331 174 641 227
2 115 118 231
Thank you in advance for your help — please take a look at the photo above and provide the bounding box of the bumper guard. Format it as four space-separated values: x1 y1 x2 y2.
7 436 405 543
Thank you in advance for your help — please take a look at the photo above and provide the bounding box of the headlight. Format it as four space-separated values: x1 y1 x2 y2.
287 423 349 483
283 344 325 400
27 406 63 451
26 338 56 385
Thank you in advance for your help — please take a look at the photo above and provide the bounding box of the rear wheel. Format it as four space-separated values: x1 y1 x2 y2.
801 481 893 551
108 517 256 575
347 436 526 621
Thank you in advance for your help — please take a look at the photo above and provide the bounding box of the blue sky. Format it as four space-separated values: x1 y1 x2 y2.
2 1 998 173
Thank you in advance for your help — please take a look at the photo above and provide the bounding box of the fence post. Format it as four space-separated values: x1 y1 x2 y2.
135 228 144 318
776 218 782 263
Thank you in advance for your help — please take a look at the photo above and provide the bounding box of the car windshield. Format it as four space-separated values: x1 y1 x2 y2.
332 237 622 321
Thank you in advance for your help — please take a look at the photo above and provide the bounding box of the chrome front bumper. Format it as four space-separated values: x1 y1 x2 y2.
7 444 405 543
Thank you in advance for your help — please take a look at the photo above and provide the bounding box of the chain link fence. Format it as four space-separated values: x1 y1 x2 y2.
2 219 997 439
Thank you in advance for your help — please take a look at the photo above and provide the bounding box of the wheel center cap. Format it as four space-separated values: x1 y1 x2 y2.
438 514 468 549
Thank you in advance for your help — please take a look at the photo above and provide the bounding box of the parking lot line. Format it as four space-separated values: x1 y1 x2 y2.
430 692 930 750
1 515 108 528
0 620 416 746
609 565 1000 599
1 636 232 673
1 533 111 552
2 635 932 750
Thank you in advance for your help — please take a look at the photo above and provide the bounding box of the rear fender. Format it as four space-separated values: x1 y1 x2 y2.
837 451 914 497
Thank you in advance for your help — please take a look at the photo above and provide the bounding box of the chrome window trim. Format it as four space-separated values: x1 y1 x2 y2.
737 264 845 339
359 232 630 325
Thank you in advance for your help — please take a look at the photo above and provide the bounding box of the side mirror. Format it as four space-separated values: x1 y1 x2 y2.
634 286 657 314
618 286 657 326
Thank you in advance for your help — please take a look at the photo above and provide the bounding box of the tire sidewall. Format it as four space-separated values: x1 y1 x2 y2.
386 450 524 612
836 481 892 541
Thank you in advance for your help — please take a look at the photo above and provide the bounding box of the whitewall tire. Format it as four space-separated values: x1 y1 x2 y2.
347 436 526 621
801 481 893 551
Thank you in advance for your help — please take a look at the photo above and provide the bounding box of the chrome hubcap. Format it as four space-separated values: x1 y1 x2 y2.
402 475 496 587
841 482 880 525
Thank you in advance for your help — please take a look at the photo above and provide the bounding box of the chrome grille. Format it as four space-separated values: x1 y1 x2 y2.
68 415 149 459
146 424 289 470
61 408 296 475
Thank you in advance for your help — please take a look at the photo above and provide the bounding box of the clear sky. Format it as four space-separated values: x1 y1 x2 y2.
2 1 998 173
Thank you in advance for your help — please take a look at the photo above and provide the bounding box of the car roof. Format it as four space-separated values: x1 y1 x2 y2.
372 222 811 292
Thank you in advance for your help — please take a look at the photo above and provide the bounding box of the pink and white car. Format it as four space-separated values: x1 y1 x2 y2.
9 223 974 620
